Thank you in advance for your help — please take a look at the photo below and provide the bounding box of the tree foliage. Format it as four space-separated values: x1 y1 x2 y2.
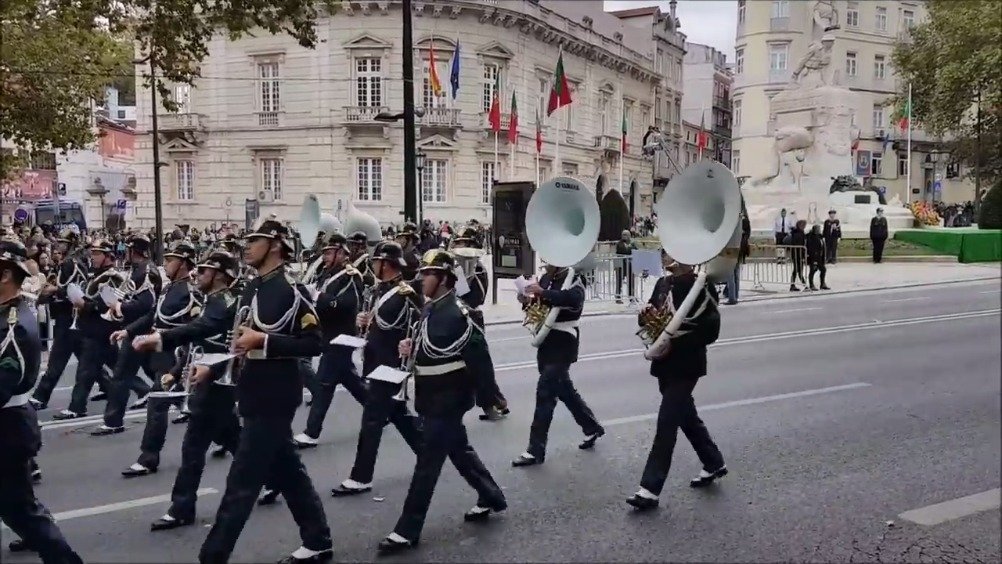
977 180 1002 229
892 0 1002 188
2 0 339 175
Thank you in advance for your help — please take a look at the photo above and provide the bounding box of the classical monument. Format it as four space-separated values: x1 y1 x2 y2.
742 1 912 235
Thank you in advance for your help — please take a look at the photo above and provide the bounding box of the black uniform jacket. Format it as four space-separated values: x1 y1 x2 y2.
0 297 43 458
402 248 421 282
38 256 87 319
160 287 238 358
351 253 376 288
315 263 363 347
119 261 163 325
237 267 321 418
458 262 489 328
78 265 125 337
362 278 423 376
643 273 721 380
530 270 586 365
412 291 494 417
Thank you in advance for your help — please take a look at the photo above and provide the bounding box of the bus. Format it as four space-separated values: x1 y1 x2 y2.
15 200 89 234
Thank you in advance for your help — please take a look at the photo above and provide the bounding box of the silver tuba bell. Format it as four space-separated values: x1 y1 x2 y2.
341 200 383 249
522 177 601 348
643 160 742 360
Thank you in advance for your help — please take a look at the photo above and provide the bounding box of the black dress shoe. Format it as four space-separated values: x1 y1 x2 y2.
377 536 416 555
210 445 230 459
90 392 108 402
150 516 193 531
579 429 605 450
172 413 190 424
8 538 34 552
90 425 125 436
463 500 507 522
31 468 42 483
511 454 541 467
276 548 333 563
258 489 281 505
626 494 659 511
690 466 728 488
51 410 83 420
331 483 372 497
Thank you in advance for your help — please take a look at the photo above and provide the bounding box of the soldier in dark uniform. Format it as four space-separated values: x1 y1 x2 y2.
346 231 375 288
53 239 143 420
511 262 605 467
30 230 89 409
131 250 242 530
377 250 506 555
330 241 424 497
626 251 727 510
0 239 84 564
449 226 509 421
394 223 421 282
198 218 332 564
93 239 194 437
293 233 367 449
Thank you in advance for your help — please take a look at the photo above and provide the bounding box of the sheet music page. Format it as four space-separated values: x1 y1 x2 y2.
454 265 472 297
513 276 531 296
331 334 367 348
367 365 409 384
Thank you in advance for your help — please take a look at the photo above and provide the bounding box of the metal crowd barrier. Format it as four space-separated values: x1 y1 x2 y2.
740 244 808 291
580 254 649 307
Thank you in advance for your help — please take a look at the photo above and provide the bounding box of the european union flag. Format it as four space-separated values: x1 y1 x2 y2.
450 39 461 100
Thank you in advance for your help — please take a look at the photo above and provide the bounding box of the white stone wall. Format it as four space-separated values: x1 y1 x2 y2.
130 0 679 230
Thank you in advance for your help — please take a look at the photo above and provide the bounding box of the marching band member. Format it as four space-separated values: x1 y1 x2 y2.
132 249 242 531
346 231 375 287
30 230 88 409
511 262 605 467
198 218 332 564
293 232 367 449
378 250 506 554
449 225 509 421
52 240 137 420
626 251 726 510
394 223 421 282
0 239 83 564
330 241 423 497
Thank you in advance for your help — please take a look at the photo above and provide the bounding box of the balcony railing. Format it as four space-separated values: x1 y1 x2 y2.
158 113 205 131
713 96 730 109
593 134 621 152
344 106 389 123
418 107 461 127
483 112 512 132
770 16 789 31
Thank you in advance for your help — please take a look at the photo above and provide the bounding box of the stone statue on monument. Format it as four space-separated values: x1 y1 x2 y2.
790 35 837 90
812 0 840 34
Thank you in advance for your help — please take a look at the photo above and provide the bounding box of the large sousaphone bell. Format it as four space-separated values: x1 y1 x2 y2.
643 160 742 360
342 201 383 246
523 177 601 347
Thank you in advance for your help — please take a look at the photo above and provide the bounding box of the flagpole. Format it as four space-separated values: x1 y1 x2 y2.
553 47 562 174
494 131 499 179
510 135 515 179
535 149 540 187
619 93 625 194
905 82 913 204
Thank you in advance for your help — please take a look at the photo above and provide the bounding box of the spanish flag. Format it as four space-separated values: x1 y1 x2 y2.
429 39 443 97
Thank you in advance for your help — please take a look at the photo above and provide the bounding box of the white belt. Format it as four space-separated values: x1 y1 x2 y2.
2 392 30 409
550 320 579 335
414 361 466 376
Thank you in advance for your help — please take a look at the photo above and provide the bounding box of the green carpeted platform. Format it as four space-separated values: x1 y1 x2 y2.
895 227 1002 263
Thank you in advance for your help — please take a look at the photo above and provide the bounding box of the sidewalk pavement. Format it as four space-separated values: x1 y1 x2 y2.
479 260 1001 326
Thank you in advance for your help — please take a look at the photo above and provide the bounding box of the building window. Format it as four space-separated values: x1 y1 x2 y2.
874 55 886 80
875 6 888 31
872 104 885 134
770 0 789 18
898 152 908 176
735 48 744 74
738 0 746 24
422 57 448 109
903 10 915 30
768 44 788 71
846 2 859 27
640 105 651 129
29 151 56 170
562 162 578 177
732 99 742 128
355 57 382 107
732 149 741 175
846 52 858 77
175 160 194 201
258 61 280 113
871 152 883 176
481 161 495 204
357 157 383 201
260 158 283 200
173 84 191 113
483 64 501 114
422 159 448 203
598 94 610 134
536 76 549 120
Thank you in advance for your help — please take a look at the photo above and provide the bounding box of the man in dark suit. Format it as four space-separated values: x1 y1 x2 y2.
626 250 727 510
869 208 889 263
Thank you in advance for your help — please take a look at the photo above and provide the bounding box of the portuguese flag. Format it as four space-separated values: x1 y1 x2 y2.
546 52 572 116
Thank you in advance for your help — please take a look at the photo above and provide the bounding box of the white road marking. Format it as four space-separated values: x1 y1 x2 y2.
979 290 999 294
770 307 822 314
601 383 871 427
1 489 218 532
885 297 931 303
898 488 1001 526
39 309 1001 431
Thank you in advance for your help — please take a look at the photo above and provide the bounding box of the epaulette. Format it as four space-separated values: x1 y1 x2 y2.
344 263 359 276
397 281 415 296
7 306 17 326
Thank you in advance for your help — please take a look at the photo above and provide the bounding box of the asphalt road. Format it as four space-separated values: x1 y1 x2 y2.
5 279 1000 563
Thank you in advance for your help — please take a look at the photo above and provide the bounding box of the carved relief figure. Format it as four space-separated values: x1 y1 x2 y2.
791 35 836 89
753 126 814 187
813 1 840 33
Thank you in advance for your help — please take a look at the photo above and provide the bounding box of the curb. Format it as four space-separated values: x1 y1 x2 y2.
836 255 958 263
482 276 1000 327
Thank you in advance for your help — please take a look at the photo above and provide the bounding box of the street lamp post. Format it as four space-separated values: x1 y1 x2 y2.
415 151 427 225
401 0 417 224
